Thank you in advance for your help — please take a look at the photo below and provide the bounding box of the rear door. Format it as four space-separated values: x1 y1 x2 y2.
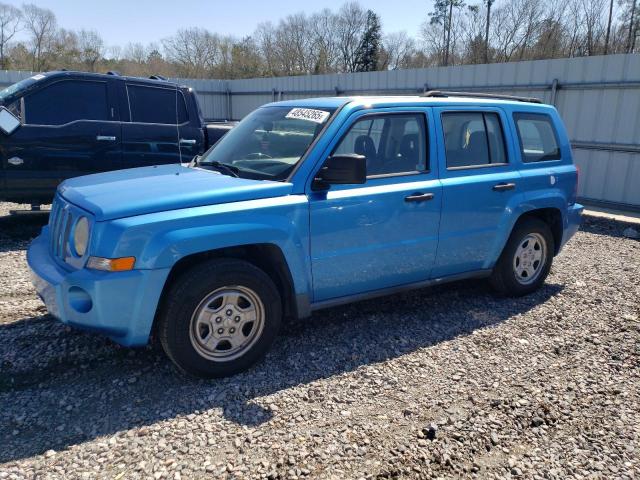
2 77 120 201
119 83 199 168
432 107 523 277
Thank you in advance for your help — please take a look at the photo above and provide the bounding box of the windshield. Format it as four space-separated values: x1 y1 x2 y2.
0 76 41 102
197 105 336 180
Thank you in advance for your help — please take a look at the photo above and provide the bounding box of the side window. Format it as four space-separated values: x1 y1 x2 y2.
333 113 427 176
127 85 188 124
513 113 561 162
24 80 108 125
442 112 507 168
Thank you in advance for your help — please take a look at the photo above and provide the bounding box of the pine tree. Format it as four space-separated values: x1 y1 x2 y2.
354 10 382 72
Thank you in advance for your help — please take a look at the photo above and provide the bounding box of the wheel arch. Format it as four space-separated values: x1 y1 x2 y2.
514 207 563 255
153 243 301 337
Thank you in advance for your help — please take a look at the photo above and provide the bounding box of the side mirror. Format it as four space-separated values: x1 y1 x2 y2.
0 106 21 135
313 154 366 190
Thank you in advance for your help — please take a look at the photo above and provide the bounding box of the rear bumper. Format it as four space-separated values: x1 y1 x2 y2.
559 203 583 252
27 229 170 347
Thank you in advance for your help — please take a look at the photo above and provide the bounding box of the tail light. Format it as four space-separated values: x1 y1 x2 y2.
572 165 580 204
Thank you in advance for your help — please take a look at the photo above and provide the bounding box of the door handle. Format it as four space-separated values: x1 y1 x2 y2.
179 139 197 145
492 182 516 192
404 192 435 202
96 135 116 141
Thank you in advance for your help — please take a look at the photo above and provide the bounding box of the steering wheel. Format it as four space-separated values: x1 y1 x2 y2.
245 152 273 159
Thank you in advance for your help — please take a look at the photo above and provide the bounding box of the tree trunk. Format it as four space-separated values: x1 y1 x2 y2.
444 1 454 66
604 0 614 54
629 0 638 53
484 1 492 64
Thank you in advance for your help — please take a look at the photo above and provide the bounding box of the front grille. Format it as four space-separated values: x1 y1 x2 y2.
49 196 74 261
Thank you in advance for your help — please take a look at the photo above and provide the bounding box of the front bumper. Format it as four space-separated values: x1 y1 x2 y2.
27 228 171 347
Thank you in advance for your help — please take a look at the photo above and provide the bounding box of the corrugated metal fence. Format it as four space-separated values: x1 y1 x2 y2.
1 54 639 209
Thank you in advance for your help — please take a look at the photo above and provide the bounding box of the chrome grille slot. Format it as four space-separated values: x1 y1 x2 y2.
49 197 76 261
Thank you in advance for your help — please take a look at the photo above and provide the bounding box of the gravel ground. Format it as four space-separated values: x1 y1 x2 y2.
0 201 638 479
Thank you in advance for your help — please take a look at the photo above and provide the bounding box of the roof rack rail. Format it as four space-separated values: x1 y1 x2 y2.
149 75 167 81
422 90 542 104
106 71 121 76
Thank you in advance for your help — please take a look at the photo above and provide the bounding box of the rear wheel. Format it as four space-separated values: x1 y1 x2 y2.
490 217 554 296
158 258 281 378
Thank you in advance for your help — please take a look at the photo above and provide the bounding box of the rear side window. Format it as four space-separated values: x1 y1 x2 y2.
442 112 507 168
127 85 188 124
24 80 108 125
513 113 561 162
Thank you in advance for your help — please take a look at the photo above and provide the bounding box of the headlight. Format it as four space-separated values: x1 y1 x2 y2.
73 216 90 257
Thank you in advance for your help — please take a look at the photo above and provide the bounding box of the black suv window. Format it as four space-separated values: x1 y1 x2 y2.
24 80 108 125
127 85 188 124
333 113 427 176
513 113 561 162
442 112 507 168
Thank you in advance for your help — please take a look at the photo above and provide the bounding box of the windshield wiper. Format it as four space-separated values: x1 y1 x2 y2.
204 161 240 178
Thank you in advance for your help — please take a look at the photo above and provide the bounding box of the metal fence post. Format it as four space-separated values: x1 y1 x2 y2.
550 78 559 105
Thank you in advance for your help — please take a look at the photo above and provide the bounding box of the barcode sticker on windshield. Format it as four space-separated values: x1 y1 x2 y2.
31 74 46 81
285 108 330 124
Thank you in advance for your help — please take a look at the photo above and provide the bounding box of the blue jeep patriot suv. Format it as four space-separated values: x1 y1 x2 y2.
28 91 583 378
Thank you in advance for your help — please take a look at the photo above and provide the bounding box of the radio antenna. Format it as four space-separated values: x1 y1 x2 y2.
175 80 183 165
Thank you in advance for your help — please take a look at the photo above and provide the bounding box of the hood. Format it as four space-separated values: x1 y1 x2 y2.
59 164 294 221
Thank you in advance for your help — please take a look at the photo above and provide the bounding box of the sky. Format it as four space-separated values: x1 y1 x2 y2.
6 0 434 48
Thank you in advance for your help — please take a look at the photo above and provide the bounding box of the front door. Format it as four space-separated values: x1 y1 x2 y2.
309 110 442 303
2 78 120 202
432 107 522 277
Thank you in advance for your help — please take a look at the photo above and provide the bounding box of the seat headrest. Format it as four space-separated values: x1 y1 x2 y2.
354 135 376 159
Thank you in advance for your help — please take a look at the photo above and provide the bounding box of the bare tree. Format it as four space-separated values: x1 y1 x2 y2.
22 3 57 71
163 28 220 78
604 0 615 53
484 0 494 62
0 3 21 69
77 29 104 71
309 9 340 74
336 2 367 72
380 31 417 70
627 0 638 52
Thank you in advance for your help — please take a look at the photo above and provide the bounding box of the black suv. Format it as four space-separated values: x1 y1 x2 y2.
0 71 233 204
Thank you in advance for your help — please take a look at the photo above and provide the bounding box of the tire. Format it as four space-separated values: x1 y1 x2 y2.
158 258 282 378
489 217 554 297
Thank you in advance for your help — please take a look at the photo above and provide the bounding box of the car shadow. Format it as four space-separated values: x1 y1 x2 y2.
581 214 638 239
0 212 49 251
0 280 563 463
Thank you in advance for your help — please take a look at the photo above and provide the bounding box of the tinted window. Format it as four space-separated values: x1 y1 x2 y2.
333 114 427 176
442 112 507 168
127 85 188 124
514 113 561 162
24 80 108 125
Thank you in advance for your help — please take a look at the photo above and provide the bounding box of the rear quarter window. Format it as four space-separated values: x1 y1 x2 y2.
513 112 561 162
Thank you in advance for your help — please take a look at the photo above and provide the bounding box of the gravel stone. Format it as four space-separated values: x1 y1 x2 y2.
0 204 638 479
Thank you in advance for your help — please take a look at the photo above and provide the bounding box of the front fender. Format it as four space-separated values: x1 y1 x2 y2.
91 196 312 299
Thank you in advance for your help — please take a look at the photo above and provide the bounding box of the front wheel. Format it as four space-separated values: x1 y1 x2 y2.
489 217 555 296
158 258 282 378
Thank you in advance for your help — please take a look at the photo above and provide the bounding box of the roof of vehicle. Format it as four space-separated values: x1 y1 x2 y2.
40 70 189 89
266 95 553 110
